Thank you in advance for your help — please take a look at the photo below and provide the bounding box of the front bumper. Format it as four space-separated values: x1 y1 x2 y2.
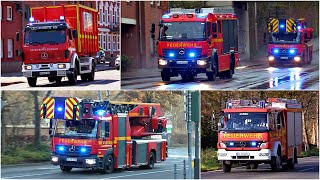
22 63 71 78
51 154 100 168
158 57 210 70
217 149 272 161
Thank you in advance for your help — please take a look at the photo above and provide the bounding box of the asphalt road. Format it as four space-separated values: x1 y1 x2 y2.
121 50 319 90
1 64 120 90
1 147 192 179
201 156 319 179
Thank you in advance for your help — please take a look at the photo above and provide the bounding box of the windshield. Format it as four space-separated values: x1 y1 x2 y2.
159 22 206 40
24 29 66 45
54 119 98 139
222 113 268 131
268 32 301 44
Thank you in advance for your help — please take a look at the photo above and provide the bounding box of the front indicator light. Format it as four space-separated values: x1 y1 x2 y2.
25 65 32 70
58 64 66 69
294 56 301 62
268 56 275 61
197 60 207 66
159 59 168 66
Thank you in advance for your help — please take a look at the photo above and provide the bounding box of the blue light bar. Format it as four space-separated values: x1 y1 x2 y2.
189 52 195 58
162 14 170 19
297 26 301 30
196 13 208 18
96 110 106 116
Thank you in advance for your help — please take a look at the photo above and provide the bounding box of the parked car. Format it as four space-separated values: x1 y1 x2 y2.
115 55 120 70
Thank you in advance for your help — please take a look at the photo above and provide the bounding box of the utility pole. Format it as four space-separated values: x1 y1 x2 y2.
184 91 192 179
192 91 200 179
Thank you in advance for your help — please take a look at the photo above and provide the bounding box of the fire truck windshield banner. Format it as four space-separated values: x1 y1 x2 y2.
83 12 93 32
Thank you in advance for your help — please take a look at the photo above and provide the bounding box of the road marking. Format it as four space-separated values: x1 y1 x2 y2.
299 167 315 172
4 172 58 179
100 168 182 179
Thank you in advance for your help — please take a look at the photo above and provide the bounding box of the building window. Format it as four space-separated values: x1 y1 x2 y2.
104 34 107 50
105 2 109 24
157 1 160 7
108 36 111 50
7 6 12 21
8 39 13 58
1 39 3 58
88 2 92 8
150 1 154 6
99 34 102 48
113 35 117 50
115 4 118 23
117 35 120 50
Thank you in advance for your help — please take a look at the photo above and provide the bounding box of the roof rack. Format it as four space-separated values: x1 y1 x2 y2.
169 8 197 14
200 8 234 14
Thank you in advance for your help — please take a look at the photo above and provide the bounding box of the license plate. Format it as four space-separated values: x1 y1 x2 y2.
176 61 188 64
280 57 288 59
236 152 250 156
39 71 50 75
66 158 77 162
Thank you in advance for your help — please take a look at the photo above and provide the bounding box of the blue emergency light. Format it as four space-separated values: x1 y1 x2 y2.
169 53 175 57
196 13 208 18
280 24 285 28
273 49 279 54
29 17 35 22
189 52 195 58
95 110 107 116
53 97 67 119
162 14 170 19
229 142 234 146
251 141 257 147
289 49 296 54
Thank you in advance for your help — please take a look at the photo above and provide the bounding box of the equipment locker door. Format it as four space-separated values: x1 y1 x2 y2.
117 114 127 167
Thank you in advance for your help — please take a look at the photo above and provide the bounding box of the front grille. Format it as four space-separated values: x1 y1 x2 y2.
162 48 202 59
225 141 263 148
55 145 91 157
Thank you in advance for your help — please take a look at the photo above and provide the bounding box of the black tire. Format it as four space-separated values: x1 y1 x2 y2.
60 165 72 172
101 155 114 174
27 77 37 87
67 67 78 85
48 77 55 82
250 163 258 169
222 161 231 172
146 152 155 169
80 74 88 81
161 69 170 81
246 165 251 169
207 55 218 81
55 77 62 83
116 66 120 70
271 149 282 172
87 65 95 81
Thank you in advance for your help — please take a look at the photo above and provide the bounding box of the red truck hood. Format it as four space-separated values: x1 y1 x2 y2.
23 45 69 64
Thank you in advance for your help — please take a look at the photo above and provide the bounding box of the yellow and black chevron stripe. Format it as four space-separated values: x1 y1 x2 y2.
286 19 296 33
40 97 54 119
268 18 279 32
65 98 80 120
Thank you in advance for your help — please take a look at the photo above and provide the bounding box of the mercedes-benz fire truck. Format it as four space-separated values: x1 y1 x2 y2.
217 98 302 172
157 8 239 81
40 97 168 173
19 5 98 87
266 18 313 66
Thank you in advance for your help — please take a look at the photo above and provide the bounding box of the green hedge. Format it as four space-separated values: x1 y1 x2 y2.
201 148 221 172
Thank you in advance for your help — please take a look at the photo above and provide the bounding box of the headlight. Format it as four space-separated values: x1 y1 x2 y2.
268 56 275 61
58 64 66 69
294 56 301 62
85 159 96 165
25 65 32 70
159 59 167 66
51 156 58 162
197 60 207 66
219 142 226 148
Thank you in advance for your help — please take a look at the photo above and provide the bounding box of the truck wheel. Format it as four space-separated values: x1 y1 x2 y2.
80 74 88 81
222 161 231 172
225 58 235 79
146 152 155 169
271 153 282 171
60 165 72 172
101 155 114 174
250 163 258 169
87 65 95 81
55 77 62 83
27 77 37 87
161 69 170 81
207 60 217 81
67 67 78 85
48 77 55 82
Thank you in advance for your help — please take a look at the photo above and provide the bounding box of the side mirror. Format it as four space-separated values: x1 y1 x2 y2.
213 34 217 38
277 124 281 130
72 30 77 38
151 23 155 34
16 32 20 41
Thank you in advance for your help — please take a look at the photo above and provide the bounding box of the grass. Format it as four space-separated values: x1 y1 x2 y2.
1 143 51 165
299 146 319 158
201 148 221 172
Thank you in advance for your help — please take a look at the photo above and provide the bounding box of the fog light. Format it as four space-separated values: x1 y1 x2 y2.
268 56 275 61
25 65 32 70
197 60 206 66
58 64 66 69
85 159 96 165
51 156 58 162
294 56 301 62
159 59 167 66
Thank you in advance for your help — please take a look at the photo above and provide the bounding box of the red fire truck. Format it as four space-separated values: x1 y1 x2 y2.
19 5 99 87
157 8 239 81
217 98 302 172
266 18 313 67
40 97 168 173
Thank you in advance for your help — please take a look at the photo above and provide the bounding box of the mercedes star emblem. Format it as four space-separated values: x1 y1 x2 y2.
69 145 76 152
240 142 246 147
179 49 185 55
41 52 48 59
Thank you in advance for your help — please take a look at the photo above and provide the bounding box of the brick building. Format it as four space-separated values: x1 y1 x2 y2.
1 1 120 74
121 1 168 69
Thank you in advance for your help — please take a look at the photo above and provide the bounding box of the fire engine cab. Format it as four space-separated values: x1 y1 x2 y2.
266 18 313 66
157 8 239 81
217 98 302 172
41 97 168 173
